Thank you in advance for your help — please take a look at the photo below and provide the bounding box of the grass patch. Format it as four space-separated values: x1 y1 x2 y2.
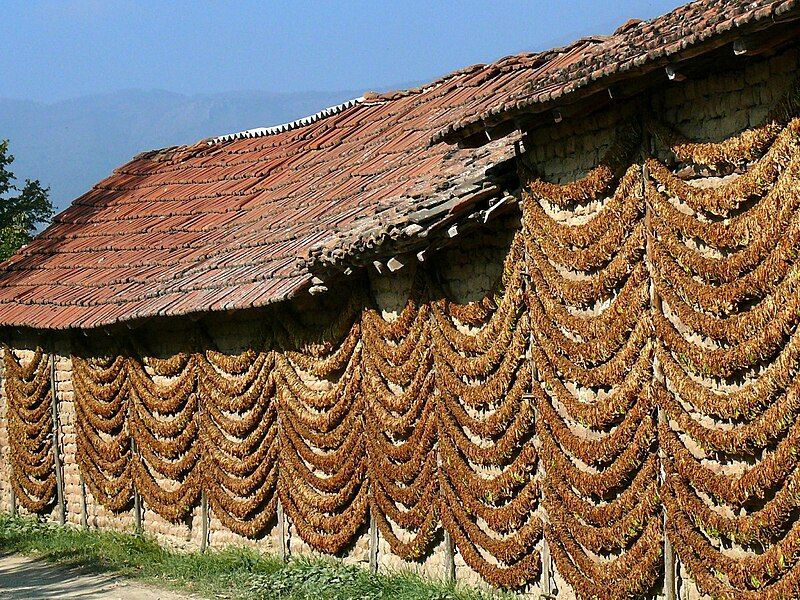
0 514 511 599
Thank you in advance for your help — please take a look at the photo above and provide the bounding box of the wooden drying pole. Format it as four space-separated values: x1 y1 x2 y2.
131 437 143 534
4 344 17 517
443 530 456 583
522 259 555 600
368 509 379 574
200 491 209 552
276 403 288 562
277 498 287 561
79 471 88 528
435 349 456 584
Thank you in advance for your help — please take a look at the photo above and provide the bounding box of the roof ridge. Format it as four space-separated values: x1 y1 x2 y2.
209 96 368 143
158 39 607 153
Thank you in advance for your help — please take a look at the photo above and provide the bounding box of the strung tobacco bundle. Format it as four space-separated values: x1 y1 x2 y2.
647 78 800 168
534 361 661 599
521 133 650 389
649 107 800 599
647 124 800 251
276 287 366 371
362 274 440 560
520 125 665 598
662 343 800 599
658 372 800 596
274 309 368 556
665 509 800 600
649 200 800 307
72 353 133 512
198 346 279 538
648 118 784 170
431 233 543 589
524 166 645 269
663 465 800 599
437 377 540 589
546 516 663 600
128 350 202 522
542 398 662 600
524 230 645 311
4 346 56 514
656 377 800 457
533 354 660 598
522 162 647 386
648 137 800 324
520 122 641 208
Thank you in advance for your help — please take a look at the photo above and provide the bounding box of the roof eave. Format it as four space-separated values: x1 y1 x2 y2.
436 4 800 147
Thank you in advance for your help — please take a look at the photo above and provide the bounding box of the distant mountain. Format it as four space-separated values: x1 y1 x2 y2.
0 88 366 215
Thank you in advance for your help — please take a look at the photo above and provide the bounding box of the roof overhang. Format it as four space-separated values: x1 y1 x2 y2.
437 3 800 149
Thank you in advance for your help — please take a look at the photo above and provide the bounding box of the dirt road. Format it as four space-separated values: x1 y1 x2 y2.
0 554 196 599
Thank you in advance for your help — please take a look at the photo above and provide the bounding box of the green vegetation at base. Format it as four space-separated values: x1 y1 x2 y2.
0 514 511 600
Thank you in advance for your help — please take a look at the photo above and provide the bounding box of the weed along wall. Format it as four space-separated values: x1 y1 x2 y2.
2 45 800 599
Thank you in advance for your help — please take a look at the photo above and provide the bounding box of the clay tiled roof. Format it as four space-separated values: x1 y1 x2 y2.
0 89 516 330
0 0 798 330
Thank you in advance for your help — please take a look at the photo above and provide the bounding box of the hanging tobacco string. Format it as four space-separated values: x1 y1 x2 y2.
520 117 664 599
431 231 543 589
274 294 369 555
363 270 441 560
650 96 800 597
4 345 56 514
198 337 279 538
73 352 133 512
127 346 201 522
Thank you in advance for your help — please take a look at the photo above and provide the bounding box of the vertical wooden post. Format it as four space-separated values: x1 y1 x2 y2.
130 438 143 534
200 491 209 552
443 530 456 583
540 538 553 598
275 392 288 562
133 487 142 533
79 472 88 529
522 257 553 600
368 509 378 573
436 401 456 584
277 498 287 561
660 409 677 600
50 351 66 525
10 486 16 517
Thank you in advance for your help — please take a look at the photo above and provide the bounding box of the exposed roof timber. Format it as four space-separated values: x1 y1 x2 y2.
446 14 800 148
665 65 686 82
305 158 520 282
306 190 522 301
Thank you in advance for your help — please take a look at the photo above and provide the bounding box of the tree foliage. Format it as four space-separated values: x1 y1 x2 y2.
0 139 53 261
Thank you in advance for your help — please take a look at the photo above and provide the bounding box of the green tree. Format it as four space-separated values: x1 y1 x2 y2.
0 139 53 261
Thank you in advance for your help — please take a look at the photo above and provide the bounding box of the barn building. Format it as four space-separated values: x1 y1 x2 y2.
2 1 800 597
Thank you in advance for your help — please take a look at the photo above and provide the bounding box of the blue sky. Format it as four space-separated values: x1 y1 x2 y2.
2 0 686 102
